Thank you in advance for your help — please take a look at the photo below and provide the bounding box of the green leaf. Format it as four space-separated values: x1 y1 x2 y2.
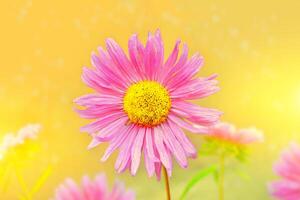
179 165 217 200
213 169 219 182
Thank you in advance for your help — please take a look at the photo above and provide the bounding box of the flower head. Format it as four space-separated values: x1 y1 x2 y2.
200 122 263 161
74 30 222 178
207 122 264 146
269 142 300 200
52 174 135 200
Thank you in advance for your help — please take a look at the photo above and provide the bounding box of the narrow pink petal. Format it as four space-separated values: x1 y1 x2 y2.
152 29 164 80
162 43 188 85
128 34 145 80
168 114 209 134
270 180 300 199
161 123 188 168
172 101 221 126
82 176 101 199
145 128 159 162
154 162 162 181
75 105 122 119
91 52 128 90
87 138 102 150
80 112 126 133
164 40 181 69
236 128 264 144
130 128 145 175
74 93 122 107
144 147 155 177
166 54 204 90
170 77 219 100
123 190 136 200
143 31 164 81
165 149 173 177
97 47 132 89
101 125 133 162
95 118 128 141
64 179 82 200
144 33 156 80
55 185 74 200
115 126 138 173
167 120 197 158
93 175 108 198
81 66 124 95
153 126 172 170
109 181 129 200
106 38 137 83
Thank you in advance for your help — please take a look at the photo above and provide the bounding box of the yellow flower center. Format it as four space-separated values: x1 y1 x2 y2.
123 81 171 127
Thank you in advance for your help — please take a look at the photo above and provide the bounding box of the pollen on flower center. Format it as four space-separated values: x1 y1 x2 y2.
123 81 171 127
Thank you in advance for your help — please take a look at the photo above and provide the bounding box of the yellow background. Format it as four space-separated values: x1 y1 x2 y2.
1 0 300 199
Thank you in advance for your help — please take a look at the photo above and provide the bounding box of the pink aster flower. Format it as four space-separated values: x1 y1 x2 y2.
207 122 263 146
52 174 135 200
269 143 300 200
74 30 221 179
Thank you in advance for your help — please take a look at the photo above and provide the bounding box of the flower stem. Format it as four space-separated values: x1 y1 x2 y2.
218 154 225 200
163 166 171 200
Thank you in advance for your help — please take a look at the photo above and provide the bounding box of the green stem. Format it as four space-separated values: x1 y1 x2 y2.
163 166 171 200
218 154 225 200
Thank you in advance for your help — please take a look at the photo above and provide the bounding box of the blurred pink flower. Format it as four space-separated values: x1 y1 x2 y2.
207 122 263 145
52 174 135 200
0 124 41 160
16 124 41 141
74 30 221 178
269 142 300 200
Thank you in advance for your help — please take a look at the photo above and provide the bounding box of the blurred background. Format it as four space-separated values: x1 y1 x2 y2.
0 0 300 199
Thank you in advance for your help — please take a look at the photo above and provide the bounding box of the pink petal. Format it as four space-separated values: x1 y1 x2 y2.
162 43 188 85
64 179 82 200
166 54 204 90
101 125 133 162
106 38 137 83
131 128 145 175
161 123 188 168
153 126 172 170
167 120 197 158
75 105 122 119
164 40 181 69
128 34 145 80
81 66 124 95
144 147 155 177
74 94 122 107
172 101 221 126
95 118 128 141
80 112 126 133
145 128 159 162
82 176 102 199
115 126 138 173
159 40 180 82
168 114 209 134
143 30 164 81
170 77 219 100
154 162 162 181
91 52 128 90
87 138 102 150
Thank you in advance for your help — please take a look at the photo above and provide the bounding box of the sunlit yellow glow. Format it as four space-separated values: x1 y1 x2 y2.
295 87 300 110
1 0 300 199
